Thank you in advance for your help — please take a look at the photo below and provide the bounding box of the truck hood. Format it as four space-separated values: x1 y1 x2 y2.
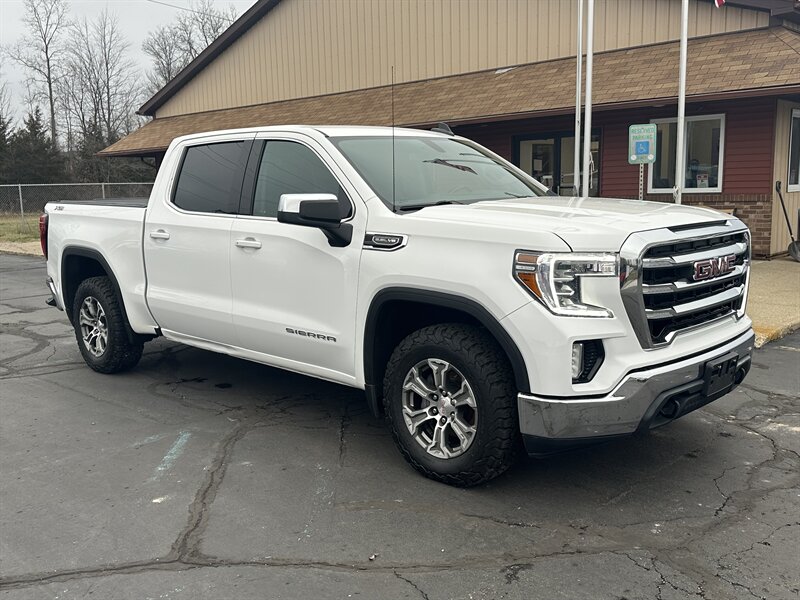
406 196 730 251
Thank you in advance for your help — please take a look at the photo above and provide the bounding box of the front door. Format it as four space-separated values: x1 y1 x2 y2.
229 136 364 384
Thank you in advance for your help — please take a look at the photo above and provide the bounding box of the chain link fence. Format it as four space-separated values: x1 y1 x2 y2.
0 183 155 244
0 183 155 218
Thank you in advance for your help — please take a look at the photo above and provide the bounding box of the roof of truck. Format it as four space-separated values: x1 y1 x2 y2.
170 125 452 146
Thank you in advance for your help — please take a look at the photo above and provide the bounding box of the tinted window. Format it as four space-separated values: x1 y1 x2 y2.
252 141 349 218
173 141 248 214
330 136 548 210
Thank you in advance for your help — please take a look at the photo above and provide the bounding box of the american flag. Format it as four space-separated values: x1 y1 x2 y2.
715 0 726 7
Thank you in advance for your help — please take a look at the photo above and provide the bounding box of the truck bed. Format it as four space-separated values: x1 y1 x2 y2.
45 200 157 333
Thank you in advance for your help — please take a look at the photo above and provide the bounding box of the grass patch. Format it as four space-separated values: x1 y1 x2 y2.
0 215 40 243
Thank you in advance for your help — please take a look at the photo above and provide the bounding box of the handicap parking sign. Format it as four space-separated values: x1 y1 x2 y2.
628 124 657 164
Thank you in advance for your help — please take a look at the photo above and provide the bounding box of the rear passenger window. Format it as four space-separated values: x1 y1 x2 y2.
252 141 350 218
173 141 248 214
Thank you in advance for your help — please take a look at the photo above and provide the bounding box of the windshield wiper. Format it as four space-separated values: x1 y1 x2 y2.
396 200 465 212
422 158 477 175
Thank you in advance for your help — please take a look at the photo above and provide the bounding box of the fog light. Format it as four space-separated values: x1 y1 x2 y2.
571 342 584 380
572 339 605 383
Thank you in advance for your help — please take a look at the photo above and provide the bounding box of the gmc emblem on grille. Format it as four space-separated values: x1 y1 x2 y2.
693 254 736 281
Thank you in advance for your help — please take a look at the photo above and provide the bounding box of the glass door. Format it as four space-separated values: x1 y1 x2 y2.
516 132 600 196
519 138 556 190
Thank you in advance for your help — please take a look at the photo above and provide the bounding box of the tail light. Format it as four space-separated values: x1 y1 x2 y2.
39 213 48 258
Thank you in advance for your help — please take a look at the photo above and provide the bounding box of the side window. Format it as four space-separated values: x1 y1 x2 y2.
173 141 248 214
252 141 350 218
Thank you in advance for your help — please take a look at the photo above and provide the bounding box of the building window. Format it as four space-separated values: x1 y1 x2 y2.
648 114 725 194
789 109 800 192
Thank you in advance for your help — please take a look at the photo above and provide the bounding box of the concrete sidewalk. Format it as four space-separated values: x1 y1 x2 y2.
748 257 800 347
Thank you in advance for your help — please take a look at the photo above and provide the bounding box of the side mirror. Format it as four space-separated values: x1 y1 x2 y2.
277 193 352 247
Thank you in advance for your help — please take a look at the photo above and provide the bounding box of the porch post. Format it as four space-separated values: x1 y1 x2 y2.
674 0 689 205
581 0 594 201
573 0 583 196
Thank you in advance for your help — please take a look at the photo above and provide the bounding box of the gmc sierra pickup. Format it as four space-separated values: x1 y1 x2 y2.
41 125 754 486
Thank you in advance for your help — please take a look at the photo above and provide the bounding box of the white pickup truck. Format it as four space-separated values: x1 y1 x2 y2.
41 125 754 486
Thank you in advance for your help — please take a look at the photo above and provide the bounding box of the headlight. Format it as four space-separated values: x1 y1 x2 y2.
514 251 618 317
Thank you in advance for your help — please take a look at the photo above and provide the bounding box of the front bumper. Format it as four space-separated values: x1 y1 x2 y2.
518 329 754 455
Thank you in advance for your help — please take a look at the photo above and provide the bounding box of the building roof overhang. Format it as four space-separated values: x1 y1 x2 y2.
105 25 800 158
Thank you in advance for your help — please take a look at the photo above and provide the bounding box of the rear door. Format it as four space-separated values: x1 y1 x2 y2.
144 135 254 344
229 134 365 383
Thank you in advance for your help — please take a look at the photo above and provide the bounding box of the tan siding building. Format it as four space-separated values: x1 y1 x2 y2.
103 0 800 257
154 0 769 118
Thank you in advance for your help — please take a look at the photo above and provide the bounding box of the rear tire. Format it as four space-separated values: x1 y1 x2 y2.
383 324 519 487
72 276 143 374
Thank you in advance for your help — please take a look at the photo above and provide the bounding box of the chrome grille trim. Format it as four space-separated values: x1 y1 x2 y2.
644 285 745 319
620 220 750 349
641 241 747 268
641 264 746 294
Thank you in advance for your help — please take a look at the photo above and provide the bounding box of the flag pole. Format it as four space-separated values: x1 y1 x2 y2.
581 0 594 201
674 0 689 205
573 0 583 197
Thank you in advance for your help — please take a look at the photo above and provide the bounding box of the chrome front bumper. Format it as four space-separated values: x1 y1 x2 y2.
518 329 754 454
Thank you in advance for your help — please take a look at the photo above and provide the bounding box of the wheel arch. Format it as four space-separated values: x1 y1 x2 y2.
363 287 530 417
60 246 146 343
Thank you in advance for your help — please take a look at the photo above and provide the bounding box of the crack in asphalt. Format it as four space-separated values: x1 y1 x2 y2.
172 422 252 562
715 572 768 600
736 382 799 404
459 513 541 529
338 406 350 468
717 521 800 564
394 572 431 600
618 553 692 600
712 465 739 518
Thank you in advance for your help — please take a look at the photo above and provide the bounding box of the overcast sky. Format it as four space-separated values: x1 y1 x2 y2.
0 0 257 124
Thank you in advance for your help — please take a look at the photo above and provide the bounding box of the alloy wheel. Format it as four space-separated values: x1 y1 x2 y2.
401 358 478 459
79 296 108 357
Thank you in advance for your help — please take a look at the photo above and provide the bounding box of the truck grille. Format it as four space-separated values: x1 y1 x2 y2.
621 223 750 349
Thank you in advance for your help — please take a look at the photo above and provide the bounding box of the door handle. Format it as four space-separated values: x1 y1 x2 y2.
149 229 170 240
235 237 262 249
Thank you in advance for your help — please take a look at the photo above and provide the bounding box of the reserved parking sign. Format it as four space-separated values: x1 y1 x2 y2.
628 124 657 164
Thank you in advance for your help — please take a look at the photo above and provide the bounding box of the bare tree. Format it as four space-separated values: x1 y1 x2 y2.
175 0 237 58
0 75 12 131
8 0 69 146
142 25 187 96
56 10 143 181
62 10 141 144
143 0 237 94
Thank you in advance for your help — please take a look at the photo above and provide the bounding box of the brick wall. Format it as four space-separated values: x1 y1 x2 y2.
641 193 773 257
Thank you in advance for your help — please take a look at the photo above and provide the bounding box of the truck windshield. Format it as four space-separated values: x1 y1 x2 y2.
330 136 549 211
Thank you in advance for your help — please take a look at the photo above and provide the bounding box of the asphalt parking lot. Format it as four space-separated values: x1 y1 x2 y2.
0 253 798 600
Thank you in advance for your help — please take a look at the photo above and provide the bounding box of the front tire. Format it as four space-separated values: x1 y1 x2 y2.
72 276 143 374
383 324 519 487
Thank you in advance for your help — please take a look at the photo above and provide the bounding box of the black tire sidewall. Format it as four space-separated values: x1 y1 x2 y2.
385 333 514 477
72 277 138 373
